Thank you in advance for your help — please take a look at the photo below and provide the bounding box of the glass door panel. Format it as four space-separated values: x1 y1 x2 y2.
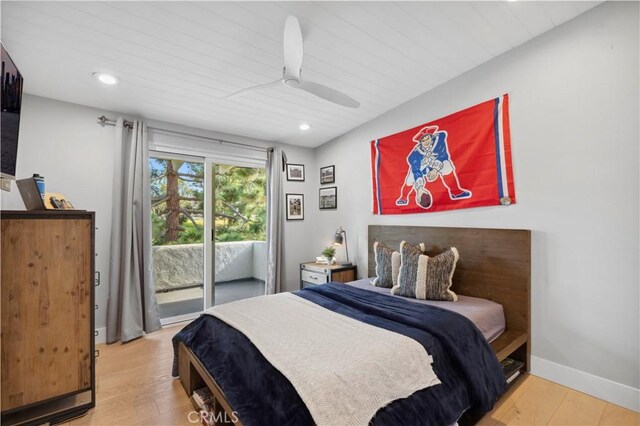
212 163 266 305
149 155 205 321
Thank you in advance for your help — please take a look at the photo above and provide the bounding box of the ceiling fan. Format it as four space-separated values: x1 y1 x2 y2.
226 16 360 109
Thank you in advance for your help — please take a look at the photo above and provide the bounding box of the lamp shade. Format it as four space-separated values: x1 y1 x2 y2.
331 226 350 264
333 231 344 245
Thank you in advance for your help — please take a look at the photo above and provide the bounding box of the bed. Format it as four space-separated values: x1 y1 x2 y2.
173 225 531 425
346 278 507 343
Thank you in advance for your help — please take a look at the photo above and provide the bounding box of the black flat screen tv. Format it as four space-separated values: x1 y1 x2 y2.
1 43 23 180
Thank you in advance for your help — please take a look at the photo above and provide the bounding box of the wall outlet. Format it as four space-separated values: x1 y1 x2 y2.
0 177 11 192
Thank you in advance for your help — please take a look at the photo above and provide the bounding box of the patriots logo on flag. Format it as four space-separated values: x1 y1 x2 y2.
371 94 515 215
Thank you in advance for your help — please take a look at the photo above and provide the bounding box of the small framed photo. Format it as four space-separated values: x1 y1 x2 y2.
286 193 304 220
286 163 305 181
319 186 337 210
320 165 335 184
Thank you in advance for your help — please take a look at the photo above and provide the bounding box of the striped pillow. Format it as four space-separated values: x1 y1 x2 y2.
418 247 459 301
392 242 459 301
390 241 426 298
372 242 401 288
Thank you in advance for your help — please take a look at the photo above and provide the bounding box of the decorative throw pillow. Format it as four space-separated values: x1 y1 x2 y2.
392 242 459 301
390 241 427 298
372 242 401 288
417 247 459 301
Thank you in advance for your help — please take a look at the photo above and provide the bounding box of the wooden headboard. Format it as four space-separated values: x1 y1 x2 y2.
368 225 531 368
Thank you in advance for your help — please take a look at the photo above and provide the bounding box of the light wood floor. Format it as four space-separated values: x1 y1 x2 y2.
63 323 639 426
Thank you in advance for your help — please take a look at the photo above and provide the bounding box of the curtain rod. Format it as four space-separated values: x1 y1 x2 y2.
97 115 270 153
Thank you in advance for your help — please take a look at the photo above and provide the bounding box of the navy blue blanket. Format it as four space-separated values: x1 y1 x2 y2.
173 284 506 425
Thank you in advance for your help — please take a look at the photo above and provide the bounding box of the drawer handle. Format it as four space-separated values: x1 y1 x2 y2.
95 349 100 358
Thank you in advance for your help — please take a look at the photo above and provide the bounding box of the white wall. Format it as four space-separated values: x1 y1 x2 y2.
1 94 317 332
313 2 639 410
278 146 317 292
1 95 117 338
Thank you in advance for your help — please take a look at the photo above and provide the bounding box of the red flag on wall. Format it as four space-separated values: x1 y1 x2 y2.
370 95 515 215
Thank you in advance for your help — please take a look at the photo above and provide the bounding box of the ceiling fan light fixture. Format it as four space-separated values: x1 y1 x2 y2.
93 72 120 85
225 15 359 109
299 123 311 131
284 77 300 88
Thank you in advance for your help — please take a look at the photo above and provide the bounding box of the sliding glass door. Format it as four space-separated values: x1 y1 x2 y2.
149 152 266 323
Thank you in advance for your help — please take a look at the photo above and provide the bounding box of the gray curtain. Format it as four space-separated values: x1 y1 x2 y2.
265 147 285 294
107 118 161 343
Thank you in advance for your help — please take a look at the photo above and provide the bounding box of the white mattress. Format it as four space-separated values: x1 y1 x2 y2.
346 278 505 343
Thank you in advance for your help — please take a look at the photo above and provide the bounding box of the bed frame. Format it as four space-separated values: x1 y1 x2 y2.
177 225 531 425
368 225 531 371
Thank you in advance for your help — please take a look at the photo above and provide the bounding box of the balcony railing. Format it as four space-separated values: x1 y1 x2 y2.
152 241 266 292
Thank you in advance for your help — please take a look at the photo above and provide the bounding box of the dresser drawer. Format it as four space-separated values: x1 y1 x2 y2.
301 269 328 285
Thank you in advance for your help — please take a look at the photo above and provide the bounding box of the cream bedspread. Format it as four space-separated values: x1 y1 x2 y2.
205 292 440 426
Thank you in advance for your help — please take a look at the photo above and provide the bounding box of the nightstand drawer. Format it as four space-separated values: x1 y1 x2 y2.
301 270 328 285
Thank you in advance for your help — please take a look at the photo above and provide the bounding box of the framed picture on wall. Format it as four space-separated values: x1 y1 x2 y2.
286 164 305 181
319 186 337 210
320 165 335 184
286 193 304 220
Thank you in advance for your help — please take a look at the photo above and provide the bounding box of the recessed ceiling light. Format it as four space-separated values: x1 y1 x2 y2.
299 123 311 131
93 72 120 85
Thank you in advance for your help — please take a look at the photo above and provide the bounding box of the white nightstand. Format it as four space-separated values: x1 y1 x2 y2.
300 262 358 289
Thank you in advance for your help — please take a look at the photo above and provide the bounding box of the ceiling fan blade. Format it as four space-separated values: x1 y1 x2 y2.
298 80 360 108
283 16 303 79
225 80 282 99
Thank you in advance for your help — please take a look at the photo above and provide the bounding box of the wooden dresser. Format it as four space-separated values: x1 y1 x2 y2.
1 210 95 425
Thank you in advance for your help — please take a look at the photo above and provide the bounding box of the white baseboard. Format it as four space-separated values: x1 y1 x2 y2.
95 327 107 345
531 356 639 412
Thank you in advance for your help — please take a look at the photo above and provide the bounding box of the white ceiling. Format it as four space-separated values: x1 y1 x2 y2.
1 1 600 148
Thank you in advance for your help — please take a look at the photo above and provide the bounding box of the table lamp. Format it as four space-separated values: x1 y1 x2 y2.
332 226 352 266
